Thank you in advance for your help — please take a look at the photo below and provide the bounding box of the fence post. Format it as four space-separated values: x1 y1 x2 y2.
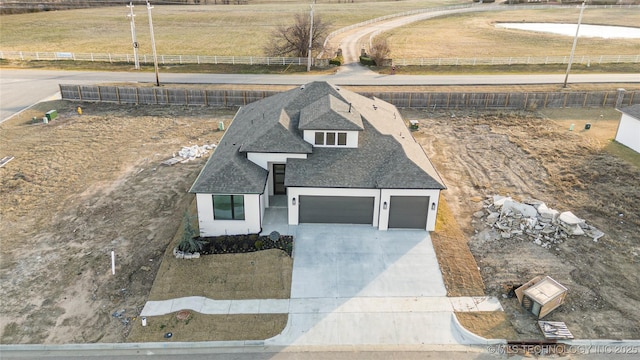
116 87 120 104
615 88 626 109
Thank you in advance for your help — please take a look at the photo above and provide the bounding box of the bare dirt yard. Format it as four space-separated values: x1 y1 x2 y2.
411 107 640 340
2 97 639 344
0 101 237 343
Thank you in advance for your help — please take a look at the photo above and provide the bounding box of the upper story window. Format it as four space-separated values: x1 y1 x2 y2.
315 131 347 146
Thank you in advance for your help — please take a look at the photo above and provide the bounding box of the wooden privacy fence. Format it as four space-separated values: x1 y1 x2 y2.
59 85 637 110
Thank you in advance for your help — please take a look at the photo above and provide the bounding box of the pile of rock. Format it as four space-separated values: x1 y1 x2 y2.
173 246 200 259
162 144 216 166
473 195 604 249
177 144 216 161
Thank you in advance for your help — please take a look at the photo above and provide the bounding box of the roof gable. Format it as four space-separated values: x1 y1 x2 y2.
298 94 364 131
239 108 312 153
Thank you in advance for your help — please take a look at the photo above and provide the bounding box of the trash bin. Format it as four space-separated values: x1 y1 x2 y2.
409 120 419 130
45 110 58 121
585 123 591 130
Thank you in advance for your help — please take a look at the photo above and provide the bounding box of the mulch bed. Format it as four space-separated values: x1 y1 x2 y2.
197 234 293 256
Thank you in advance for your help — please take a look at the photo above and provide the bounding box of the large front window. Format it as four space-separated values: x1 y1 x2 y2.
213 195 245 220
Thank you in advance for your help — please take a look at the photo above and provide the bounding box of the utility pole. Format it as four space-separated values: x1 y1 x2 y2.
307 1 314 72
127 2 140 70
147 0 160 86
563 2 585 88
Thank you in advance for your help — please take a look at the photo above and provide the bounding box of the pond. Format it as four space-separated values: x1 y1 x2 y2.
495 23 640 39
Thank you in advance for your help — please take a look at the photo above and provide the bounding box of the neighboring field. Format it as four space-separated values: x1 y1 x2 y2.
0 0 459 55
0 2 637 59
383 8 640 58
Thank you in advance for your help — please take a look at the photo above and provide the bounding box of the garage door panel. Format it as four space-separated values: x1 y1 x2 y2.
389 196 429 229
299 196 374 224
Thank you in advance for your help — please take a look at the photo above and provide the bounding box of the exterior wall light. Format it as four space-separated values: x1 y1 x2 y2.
292 197 296 206
431 203 436 210
383 201 388 210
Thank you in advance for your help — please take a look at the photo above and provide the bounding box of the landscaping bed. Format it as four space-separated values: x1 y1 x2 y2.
197 234 293 257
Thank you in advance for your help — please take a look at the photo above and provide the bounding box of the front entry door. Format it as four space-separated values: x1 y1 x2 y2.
273 164 286 195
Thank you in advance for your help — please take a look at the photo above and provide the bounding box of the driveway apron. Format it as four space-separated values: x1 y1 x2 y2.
266 224 479 346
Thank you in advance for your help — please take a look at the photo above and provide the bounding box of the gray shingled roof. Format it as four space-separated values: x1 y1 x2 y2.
285 120 445 189
620 104 640 120
298 94 364 131
190 81 445 194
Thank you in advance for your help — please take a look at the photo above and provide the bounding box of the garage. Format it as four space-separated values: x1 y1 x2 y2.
388 196 429 229
299 196 375 224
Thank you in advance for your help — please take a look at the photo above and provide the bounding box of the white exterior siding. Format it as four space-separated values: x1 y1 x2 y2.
303 130 359 148
288 187 380 225
246 152 307 170
378 189 441 231
615 113 640 153
196 193 262 236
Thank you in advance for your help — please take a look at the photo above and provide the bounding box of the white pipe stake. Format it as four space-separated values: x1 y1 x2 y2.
111 251 116 275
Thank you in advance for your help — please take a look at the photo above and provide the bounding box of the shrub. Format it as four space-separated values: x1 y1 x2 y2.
177 211 205 253
329 55 343 66
254 240 264 249
360 56 376 66
178 237 207 254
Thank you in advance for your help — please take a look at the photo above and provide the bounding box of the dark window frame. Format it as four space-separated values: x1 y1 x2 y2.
315 131 349 146
326 132 336 145
337 132 347 145
213 195 245 220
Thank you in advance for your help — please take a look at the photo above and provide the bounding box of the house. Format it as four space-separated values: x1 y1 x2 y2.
615 105 640 154
189 81 446 236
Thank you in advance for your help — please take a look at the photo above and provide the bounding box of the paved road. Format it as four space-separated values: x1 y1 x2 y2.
1 68 639 122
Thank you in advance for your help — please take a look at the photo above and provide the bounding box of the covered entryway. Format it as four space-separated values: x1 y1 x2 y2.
388 196 429 229
273 164 286 195
299 196 374 224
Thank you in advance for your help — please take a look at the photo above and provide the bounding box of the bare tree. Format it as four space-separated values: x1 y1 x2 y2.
369 38 391 66
264 13 330 58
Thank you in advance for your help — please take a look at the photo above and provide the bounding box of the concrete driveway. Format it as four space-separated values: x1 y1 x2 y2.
266 224 487 346
290 224 446 298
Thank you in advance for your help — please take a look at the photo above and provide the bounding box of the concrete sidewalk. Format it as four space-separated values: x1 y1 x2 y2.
140 295 503 317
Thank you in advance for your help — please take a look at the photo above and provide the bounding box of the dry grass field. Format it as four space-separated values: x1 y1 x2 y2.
1 1 636 59
384 7 640 58
0 0 458 55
